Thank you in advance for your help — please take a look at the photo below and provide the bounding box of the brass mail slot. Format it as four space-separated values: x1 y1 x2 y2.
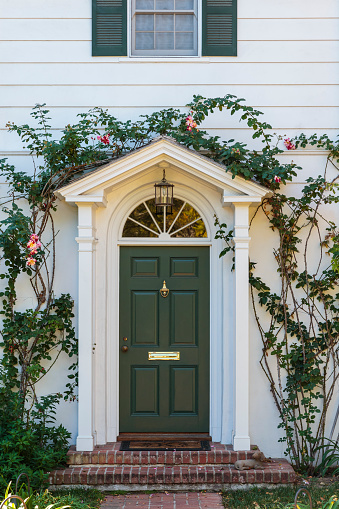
148 351 180 361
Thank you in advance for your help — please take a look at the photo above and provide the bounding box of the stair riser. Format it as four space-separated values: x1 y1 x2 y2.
67 451 253 466
49 464 296 486
50 482 293 491
69 463 246 468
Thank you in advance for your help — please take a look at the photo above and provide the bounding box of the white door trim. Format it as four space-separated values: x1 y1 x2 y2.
103 184 225 445
72 181 257 451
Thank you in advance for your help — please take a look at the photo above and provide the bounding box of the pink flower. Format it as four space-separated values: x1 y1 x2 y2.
284 138 296 150
274 176 282 183
231 148 240 155
29 234 41 245
27 234 41 254
185 115 197 131
27 241 41 253
26 234 41 264
97 134 110 145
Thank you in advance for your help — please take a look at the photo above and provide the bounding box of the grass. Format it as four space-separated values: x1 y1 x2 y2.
33 488 105 509
222 479 339 509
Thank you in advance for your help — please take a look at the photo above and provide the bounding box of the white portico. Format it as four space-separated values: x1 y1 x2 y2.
56 136 270 452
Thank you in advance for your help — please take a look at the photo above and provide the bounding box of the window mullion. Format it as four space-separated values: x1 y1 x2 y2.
170 216 202 236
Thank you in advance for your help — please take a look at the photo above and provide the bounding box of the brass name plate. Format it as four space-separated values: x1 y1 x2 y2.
148 351 180 361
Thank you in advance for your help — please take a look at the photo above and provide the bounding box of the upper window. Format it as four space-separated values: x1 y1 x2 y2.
132 0 198 56
122 198 207 238
92 0 237 57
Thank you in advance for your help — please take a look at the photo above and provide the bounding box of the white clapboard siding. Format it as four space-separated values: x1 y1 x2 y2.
200 107 339 129
0 125 337 152
1 127 337 154
0 19 91 41
0 63 337 86
0 155 37 174
238 18 339 40
276 154 339 182
239 0 339 19
1 18 338 41
0 84 338 112
1 106 337 129
1 40 339 63
1 0 338 19
0 0 338 172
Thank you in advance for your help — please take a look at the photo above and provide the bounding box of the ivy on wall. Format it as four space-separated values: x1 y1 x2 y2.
0 95 338 478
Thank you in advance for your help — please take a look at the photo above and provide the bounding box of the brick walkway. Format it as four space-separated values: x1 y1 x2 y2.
100 492 224 508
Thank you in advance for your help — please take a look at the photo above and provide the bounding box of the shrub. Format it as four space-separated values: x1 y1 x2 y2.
0 391 70 490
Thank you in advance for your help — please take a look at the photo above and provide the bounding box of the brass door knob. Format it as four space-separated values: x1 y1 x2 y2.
121 345 129 353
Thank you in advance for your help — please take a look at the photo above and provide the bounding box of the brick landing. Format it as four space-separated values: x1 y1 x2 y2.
49 442 296 490
100 492 224 508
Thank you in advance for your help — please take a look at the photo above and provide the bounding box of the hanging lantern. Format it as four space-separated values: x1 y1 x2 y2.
154 170 174 214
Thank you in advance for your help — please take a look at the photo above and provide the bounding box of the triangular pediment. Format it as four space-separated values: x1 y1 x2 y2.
56 136 270 206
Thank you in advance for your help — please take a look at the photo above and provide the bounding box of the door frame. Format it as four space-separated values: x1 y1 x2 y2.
118 245 211 433
104 184 229 446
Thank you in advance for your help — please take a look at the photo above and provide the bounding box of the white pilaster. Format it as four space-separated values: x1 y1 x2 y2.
75 203 97 452
233 203 251 451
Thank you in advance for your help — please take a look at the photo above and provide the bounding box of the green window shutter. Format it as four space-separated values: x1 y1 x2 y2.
202 0 237 56
92 0 127 56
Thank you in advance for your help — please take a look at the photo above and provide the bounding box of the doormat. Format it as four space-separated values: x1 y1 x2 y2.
120 440 211 451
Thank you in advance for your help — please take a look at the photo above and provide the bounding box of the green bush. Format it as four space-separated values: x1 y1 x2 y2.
0 390 70 490
1 483 73 509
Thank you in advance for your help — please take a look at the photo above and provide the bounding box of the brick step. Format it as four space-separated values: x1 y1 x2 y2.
49 461 296 487
67 443 258 466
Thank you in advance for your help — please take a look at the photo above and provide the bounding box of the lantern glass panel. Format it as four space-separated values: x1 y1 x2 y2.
154 170 174 213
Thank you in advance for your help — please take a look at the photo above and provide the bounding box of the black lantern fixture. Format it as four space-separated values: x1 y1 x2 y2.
154 170 174 214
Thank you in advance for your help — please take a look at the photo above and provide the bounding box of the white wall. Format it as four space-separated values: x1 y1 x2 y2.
0 0 338 455
1 0 338 164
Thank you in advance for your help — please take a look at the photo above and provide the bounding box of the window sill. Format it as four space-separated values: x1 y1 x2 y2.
117 56 212 62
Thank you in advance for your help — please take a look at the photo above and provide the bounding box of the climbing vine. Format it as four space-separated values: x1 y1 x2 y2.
0 95 338 479
215 131 339 473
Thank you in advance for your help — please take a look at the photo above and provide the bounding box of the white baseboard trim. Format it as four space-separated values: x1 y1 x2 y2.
76 435 94 451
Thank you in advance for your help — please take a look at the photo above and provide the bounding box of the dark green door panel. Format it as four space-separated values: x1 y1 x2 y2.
119 246 210 432
170 366 198 415
170 291 197 345
131 291 159 345
131 366 159 414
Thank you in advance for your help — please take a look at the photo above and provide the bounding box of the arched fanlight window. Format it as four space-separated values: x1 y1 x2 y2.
122 198 207 238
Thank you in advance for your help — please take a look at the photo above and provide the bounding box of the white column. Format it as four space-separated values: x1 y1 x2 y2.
233 203 251 451
75 203 97 451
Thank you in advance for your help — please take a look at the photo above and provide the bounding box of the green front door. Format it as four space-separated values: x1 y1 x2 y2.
119 246 210 433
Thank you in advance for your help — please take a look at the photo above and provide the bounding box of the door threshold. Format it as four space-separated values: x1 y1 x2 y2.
117 432 212 442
